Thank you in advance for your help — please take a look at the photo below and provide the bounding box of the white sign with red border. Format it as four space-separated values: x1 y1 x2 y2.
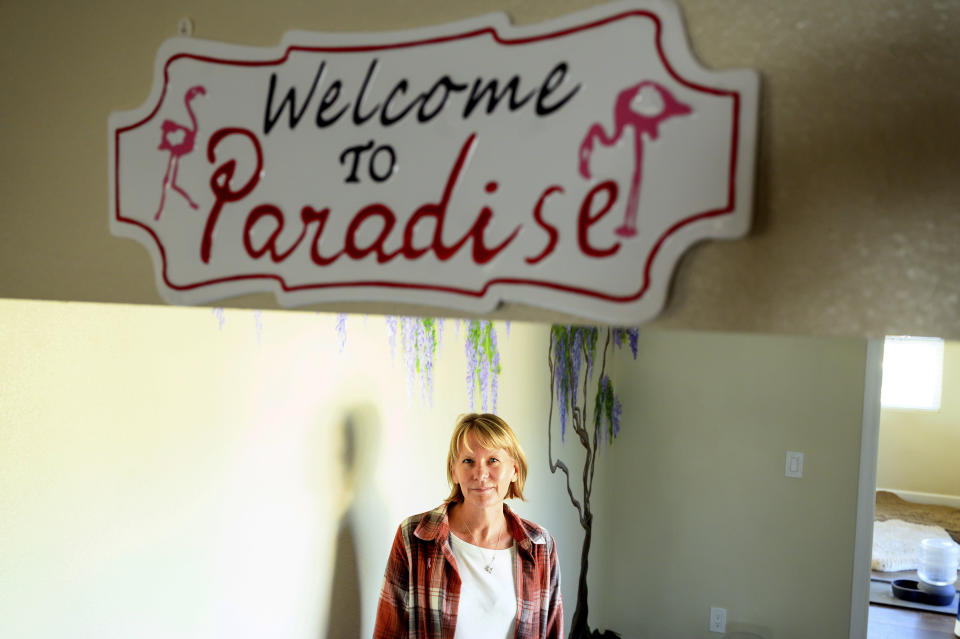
108 0 758 323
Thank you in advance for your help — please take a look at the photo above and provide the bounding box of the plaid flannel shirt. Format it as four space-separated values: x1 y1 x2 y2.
373 501 563 639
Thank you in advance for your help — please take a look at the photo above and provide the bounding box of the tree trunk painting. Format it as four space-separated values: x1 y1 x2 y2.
547 326 638 639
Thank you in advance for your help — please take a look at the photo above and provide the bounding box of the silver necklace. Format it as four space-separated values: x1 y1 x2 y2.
463 517 503 574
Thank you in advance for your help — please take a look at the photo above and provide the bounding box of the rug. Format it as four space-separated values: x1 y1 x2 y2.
875 490 960 544
872 518 956 572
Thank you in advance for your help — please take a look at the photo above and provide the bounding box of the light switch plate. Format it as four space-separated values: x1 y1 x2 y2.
786 451 804 478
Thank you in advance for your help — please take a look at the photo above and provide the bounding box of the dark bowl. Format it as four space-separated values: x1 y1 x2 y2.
891 579 956 607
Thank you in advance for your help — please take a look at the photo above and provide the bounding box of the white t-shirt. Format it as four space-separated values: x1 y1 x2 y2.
449 533 518 639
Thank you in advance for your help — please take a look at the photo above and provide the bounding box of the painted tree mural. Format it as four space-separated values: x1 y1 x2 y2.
547 326 638 639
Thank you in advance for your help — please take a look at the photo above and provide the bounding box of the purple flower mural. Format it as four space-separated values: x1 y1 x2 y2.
220 312 498 412
384 316 443 405
253 310 263 344
335 313 347 354
211 307 226 331
385 316 399 361
465 320 502 413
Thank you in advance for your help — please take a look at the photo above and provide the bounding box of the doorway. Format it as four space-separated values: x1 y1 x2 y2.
853 337 960 639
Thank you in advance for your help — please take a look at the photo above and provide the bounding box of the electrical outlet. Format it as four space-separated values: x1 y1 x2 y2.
709 607 727 633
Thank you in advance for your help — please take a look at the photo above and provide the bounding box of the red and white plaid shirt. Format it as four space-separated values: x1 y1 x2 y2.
373 501 563 639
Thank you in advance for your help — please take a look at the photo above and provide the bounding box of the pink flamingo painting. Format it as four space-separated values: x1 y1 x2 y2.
154 85 206 221
578 81 691 237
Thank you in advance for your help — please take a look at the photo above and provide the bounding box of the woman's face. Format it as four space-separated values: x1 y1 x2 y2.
451 432 518 510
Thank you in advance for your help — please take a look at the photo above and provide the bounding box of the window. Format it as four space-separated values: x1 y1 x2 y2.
880 336 944 411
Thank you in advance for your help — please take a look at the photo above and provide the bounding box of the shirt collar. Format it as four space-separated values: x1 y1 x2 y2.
414 501 546 553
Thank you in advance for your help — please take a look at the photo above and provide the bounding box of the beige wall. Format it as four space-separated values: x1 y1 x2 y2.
876 339 960 498
1 0 959 338
593 330 870 638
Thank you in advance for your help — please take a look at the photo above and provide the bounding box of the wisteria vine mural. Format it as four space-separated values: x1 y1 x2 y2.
464 319 501 412
385 316 502 410
335 313 348 354
211 307 226 330
548 325 638 639
212 310 502 411
386 316 443 404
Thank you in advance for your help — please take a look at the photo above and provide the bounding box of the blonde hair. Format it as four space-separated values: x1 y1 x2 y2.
446 413 528 502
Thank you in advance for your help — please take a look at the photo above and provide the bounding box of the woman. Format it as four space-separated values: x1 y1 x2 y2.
373 413 563 639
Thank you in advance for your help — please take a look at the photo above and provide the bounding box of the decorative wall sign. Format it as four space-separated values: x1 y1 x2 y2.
108 0 759 323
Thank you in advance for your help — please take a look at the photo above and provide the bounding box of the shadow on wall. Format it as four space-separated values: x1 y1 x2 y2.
321 403 384 639
326 522 361 638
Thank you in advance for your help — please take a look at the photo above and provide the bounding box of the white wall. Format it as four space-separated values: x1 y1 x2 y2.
0 299 578 638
